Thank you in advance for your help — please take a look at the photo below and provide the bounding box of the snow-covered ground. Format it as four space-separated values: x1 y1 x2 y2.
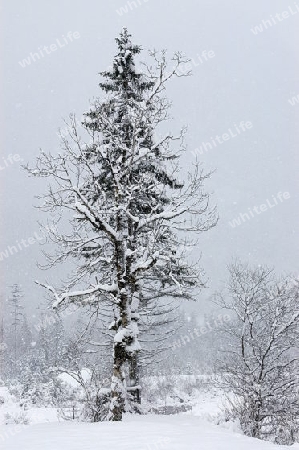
1 384 298 450
2 414 298 450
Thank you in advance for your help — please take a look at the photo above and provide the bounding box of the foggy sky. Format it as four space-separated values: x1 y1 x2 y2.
1 0 299 318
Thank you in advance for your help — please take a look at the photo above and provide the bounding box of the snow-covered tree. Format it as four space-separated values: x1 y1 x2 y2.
20 315 32 353
0 314 6 381
26 29 217 421
36 315 65 367
7 284 24 376
216 262 299 444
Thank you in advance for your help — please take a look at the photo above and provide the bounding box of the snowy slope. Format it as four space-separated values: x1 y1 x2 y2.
2 415 298 450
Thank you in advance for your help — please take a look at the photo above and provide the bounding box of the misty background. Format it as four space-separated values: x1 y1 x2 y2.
1 0 299 319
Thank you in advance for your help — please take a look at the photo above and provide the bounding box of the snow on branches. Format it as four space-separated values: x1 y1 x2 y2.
26 28 217 421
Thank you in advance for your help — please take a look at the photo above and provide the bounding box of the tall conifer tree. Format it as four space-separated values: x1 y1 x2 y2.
27 29 217 420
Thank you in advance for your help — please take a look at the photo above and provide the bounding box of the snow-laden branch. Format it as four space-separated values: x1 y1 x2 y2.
35 280 117 309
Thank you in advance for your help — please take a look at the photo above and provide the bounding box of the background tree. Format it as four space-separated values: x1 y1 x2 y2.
216 261 299 445
20 315 32 354
7 284 24 377
26 28 217 421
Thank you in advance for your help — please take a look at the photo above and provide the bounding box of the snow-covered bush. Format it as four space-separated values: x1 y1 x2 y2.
141 374 211 414
80 389 110 422
216 262 299 445
8 376 78 408
4 411 29 425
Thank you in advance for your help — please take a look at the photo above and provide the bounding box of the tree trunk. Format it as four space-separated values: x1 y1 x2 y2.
129 353 141 405
127 283 141 407
109 339 127 421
